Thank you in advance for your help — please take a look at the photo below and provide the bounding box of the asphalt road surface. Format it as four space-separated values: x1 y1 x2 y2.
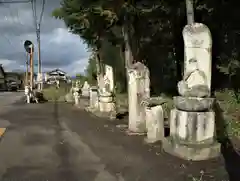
0 91 24 114
0 96 237 181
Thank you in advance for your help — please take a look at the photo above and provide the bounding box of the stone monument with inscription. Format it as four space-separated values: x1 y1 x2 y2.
128 62 150 133
163 23 220 161
81 81 90 97
99 64 116 115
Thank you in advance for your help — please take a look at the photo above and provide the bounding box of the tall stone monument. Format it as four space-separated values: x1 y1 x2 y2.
128 62 150 133
163 23 220 161
99 64 116 115
81 81 90 97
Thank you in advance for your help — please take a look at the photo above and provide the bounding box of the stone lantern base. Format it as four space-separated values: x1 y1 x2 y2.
82 89 90 97
99 93 116 113
162 136 220 161
163 96 221 161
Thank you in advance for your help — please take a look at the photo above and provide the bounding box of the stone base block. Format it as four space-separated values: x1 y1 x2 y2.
85 106 116 120
144 137 160 144
162 136 221 161
99 102 115 113
145 105 164 143
82 90 90 97
170 109 215 143
89 89 98 109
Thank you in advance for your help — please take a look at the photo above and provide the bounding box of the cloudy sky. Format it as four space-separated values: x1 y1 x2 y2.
0 0 90 76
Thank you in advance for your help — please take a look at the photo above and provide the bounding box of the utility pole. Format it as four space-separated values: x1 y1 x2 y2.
36 25 42 90
30 46 34 90
31 0 45 91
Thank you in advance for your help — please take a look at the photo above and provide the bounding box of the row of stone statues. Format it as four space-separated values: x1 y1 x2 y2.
24 20 220 162
84 22 219 161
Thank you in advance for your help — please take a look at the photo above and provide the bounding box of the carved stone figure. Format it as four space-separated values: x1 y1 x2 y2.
163 23 220 161
128 62 150 133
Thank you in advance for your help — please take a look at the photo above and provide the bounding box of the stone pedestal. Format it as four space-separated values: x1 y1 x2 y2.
99 94 115 113
89 87 98 109
82 89 90 97
163 97 220 161
144 105 164 143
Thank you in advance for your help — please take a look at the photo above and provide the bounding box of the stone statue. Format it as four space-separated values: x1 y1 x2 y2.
24 85 31 103
128 62 150 133
100 65 114 96
73 80 81 105
177 58 210 98
163 23 220 161
81 81 90 97
98 64 116 114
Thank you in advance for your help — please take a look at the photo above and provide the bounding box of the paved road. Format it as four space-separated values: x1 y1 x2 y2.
0 99 237 180
0 91 24 114
0 91 23 105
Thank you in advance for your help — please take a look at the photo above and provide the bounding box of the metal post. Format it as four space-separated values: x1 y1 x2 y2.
30 47 34 90
25 52 29 86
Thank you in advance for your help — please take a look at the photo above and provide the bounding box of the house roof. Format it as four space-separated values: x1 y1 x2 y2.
48 68 66 75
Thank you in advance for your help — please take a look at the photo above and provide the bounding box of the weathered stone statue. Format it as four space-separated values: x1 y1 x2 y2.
99 64 116 116
178 58 209 98
128 62 150 133
73 80 81 105
81 81 90 97
163 23 220 161
25 85 31 103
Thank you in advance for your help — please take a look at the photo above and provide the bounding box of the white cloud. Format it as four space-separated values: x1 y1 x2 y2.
63 57 89 76
0 0 90 75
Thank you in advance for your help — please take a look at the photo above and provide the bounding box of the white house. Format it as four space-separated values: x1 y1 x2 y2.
45 69 67 82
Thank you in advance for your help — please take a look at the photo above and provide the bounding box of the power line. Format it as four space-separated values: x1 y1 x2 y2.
0 0 31 3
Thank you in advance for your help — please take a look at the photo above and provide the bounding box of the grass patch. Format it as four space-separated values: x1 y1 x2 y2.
215 89 240 138
116 89 240 138
42 82 71 102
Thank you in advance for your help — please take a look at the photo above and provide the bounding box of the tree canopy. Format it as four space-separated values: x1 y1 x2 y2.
53 0 240 96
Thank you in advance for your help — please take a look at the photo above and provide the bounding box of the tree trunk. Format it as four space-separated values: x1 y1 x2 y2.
185 0 194 24
122 25 133 69
95 50 104 90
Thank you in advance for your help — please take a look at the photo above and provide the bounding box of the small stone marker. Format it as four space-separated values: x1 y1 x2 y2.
89 86 99 109
145 105 164 143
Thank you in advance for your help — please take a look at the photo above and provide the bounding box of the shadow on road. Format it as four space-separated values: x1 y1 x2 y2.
214 102 240 181
53 88 77 180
